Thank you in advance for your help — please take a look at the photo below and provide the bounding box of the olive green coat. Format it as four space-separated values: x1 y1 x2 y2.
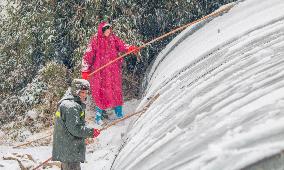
52 89 94 163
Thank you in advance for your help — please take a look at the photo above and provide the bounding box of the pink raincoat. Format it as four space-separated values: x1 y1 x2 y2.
82 22 128 110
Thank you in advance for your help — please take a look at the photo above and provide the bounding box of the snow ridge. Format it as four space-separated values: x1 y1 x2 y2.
113 0 284 169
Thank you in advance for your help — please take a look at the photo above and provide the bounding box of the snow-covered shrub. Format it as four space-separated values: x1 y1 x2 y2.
19 76 48 106
0 61 69 136
0 95 28 120
25 110 38 121
34 61 69 127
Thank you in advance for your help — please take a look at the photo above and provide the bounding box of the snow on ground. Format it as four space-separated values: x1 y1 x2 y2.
0 99 140 170
112 0 284 170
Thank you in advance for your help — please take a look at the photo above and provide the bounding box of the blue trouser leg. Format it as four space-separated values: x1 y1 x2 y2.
95 106 103 123
114 105 123 118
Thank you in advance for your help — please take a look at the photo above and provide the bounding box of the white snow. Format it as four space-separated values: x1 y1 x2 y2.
25 110 39 120
2 0 284 169
0 160 21 170
112 0 284 169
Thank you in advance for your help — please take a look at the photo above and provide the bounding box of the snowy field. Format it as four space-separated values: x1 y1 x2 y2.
1 0 284 169
112 0 284 169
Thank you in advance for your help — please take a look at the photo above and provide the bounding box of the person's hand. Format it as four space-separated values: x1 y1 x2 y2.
93 128 100 138
127 45 140 55
85 138 94 145
81 71 90 80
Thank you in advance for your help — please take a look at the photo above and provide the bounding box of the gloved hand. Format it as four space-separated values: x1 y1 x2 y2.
127 45 140 55
81 71 90 80
93 128 100 138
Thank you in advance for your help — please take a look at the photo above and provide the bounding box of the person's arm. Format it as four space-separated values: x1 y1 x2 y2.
114 35 128 53
62 104 94 138
114 35 139 55
82 36 96 79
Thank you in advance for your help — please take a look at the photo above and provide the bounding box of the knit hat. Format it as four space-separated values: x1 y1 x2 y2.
71 79 90 96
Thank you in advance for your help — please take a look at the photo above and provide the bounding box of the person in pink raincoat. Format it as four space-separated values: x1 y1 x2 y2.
81 21 139 124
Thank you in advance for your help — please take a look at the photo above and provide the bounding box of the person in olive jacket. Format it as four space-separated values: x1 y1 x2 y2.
52 79 100 170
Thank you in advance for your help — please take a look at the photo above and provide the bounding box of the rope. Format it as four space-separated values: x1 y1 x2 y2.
100 93 160 131
15 93 158 150
87 4 234 79
31 93 159 170
30 4 234 169
32 157 52 170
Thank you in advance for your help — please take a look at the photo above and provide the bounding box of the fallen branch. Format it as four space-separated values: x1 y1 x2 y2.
13 132 52 149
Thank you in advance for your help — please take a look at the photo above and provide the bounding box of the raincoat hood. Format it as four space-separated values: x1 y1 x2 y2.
97 22 111 39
